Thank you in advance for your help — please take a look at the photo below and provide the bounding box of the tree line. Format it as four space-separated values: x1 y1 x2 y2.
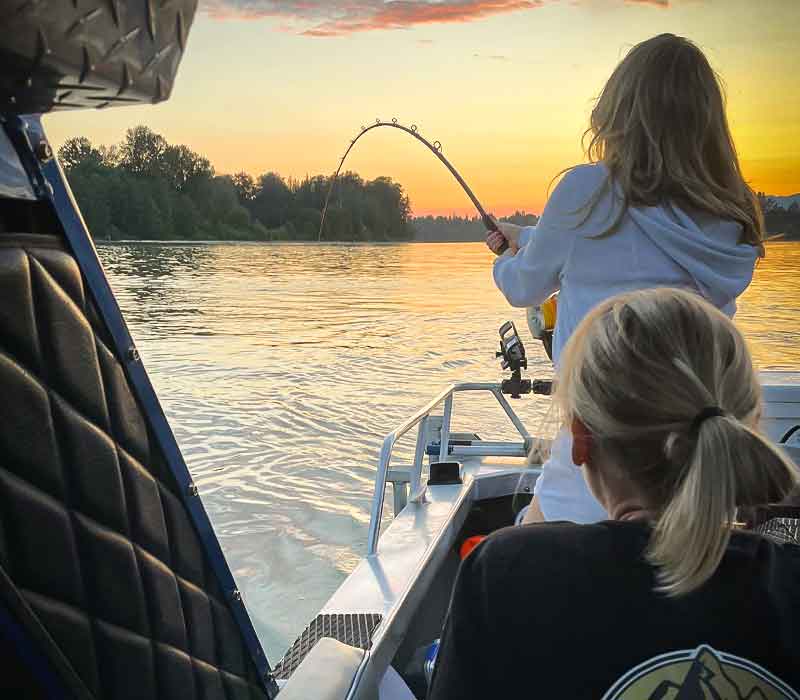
59 126 413 242
413 200 799 242
60 128 795 244
413 212 539 242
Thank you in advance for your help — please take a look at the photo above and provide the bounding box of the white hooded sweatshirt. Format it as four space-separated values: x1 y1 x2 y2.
493 163 759 522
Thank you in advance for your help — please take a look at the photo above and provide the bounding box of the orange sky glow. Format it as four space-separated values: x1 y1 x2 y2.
45 0 799 217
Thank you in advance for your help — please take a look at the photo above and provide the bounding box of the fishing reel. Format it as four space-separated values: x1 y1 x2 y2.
497 321 531 399
497 321 554 399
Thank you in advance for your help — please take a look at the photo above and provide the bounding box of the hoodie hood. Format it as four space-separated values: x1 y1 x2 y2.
627 203 759 314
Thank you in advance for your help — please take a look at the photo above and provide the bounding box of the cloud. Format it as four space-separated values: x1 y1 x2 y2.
203 1 541 35
202 0 676 35
305 1 539 36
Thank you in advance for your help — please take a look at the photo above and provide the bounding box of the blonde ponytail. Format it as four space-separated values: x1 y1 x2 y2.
649 415 796 596
556 288 799 596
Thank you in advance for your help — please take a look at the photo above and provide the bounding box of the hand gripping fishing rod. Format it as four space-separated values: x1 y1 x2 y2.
318 118 508 253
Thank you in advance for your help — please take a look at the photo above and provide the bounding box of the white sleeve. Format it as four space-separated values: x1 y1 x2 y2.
518 226 536 247
534 430 608 523
492 173 581 308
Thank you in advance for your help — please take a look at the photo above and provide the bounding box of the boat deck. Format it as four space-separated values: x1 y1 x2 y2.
310 456 539 689
324 456 534 617
272 371 800 692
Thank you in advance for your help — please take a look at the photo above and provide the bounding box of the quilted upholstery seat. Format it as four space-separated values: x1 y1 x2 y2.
0 233 269 699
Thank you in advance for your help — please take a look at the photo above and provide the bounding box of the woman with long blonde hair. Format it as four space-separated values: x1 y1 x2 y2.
487 34 763 524
429 288 799 699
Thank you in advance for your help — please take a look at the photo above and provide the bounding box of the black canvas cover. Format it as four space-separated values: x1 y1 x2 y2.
0 231 269 699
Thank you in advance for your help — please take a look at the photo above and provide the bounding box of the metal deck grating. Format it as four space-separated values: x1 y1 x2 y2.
756 517 800 545
273 613 383 680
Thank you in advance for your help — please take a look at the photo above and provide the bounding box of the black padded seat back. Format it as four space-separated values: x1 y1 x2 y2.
0 232 269 699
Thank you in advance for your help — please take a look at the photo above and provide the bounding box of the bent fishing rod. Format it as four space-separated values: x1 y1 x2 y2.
318 119 508 253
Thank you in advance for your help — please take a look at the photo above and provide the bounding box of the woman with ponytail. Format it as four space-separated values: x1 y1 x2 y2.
429 288 800 699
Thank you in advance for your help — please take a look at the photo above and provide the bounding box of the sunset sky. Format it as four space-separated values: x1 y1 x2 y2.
44 0 799 217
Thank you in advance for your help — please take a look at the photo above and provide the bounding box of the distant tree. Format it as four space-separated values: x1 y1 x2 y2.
292 207 322 240
292 175 329 215
502 211 539 227
252 172 291 228
360 201 392 240
97 144 120 168
119 126 167 178
67 168 112 236
146 177 175 237
172 194 204 240
160 144 214 191
364 176 411 239
332 171 366 237
58 136 104 171
122 182 165 240
231 172 257 203
323 206 354 240
186 175 252 233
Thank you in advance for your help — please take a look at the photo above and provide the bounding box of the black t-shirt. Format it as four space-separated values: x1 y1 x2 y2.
428 521 800 699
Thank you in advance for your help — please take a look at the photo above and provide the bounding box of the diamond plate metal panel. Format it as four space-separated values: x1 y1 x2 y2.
0 0 197 113
273 613 383 680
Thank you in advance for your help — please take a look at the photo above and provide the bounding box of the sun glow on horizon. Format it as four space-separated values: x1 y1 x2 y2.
44 0 799 217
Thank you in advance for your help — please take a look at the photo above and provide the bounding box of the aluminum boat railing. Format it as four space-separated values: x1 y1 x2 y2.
366 382 534 554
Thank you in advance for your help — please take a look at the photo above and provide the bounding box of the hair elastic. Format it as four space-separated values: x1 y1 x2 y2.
689 406 727 437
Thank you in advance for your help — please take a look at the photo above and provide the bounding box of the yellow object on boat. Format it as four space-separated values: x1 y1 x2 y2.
541 295 557 331
527 294 558 339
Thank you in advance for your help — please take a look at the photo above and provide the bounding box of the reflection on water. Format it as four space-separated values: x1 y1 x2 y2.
735 245 800 369
97 240 800 661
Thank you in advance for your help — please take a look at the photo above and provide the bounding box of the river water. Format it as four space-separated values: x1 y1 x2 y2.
97 241 800 662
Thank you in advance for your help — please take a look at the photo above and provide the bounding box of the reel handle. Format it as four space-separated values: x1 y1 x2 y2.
483 214 509 255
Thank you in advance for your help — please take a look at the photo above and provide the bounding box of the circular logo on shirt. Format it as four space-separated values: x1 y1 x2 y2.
602 645 798 700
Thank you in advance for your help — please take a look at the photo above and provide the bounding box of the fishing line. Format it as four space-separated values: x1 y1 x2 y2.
318 119 507 252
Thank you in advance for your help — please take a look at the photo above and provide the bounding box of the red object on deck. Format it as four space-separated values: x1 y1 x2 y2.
460 535 487 560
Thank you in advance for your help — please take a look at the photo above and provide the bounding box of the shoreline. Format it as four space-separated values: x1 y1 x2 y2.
96 238 799 247
95 239 488 246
